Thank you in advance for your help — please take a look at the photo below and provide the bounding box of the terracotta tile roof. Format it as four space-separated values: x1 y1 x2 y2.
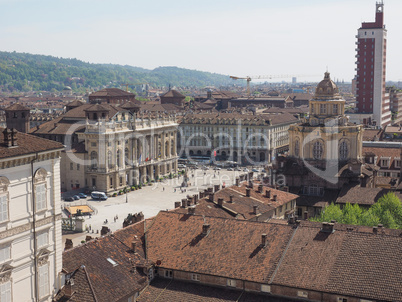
66 100 85 107
140 103 182 112
137 278 299 302
146 211 294 283
60 221 152 302
362 128 383 141
89 88 135 97
0 128 64 159
4 103 30 111
336 184 402 206
160 89 186 98
325 231 402 301
272 221 402 301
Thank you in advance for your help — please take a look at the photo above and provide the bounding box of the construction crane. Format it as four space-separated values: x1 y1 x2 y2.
230 74 319 96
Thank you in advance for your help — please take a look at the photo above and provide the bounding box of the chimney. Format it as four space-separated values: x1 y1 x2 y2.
174 201 181 208
209 193 215 202
214 184 220 192
2 128 12 147
248 180 253 188
181 199 187 208
246 188 251 197
101 226 109 236
303 211 309 220
64 280 74 298
273 195 277 201
131 241 137 253
265 190 271 199
253 205 259 215
85 235 92 242
193 194 198 204
261 234 267 247
378 224 383 229
202 224 210 236
217 198 224 207
188 206 196 215
373 226 378 234
207 187 213 193
11 128 17 146
65 238 73 250
257 184 263 193
235 177 240 186
229 195 234 203
288 216 295 224
321 222 335 233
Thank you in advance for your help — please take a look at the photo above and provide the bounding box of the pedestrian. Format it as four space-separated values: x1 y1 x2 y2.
89 224 91 231
174 188 176 192
163 187 165 191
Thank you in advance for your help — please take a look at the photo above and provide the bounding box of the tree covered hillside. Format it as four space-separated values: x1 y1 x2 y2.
0 51 232 93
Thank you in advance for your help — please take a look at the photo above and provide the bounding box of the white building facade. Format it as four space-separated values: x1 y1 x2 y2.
0 129 64 301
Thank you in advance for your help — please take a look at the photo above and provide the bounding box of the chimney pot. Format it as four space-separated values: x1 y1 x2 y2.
235 177 240 186
214 184 220 192
218 198 224 206
181 199 187 208
321 222 335 233
253 205 259 215
188 206 195 215
258 184 263 193
265 190 271 199
246 188 251 197
261 234 267 247
131 241 136 253
378 224 383 229
202 224 210 236
174 201 181 208
209 193 215 202
229 195 234 203
273 194 277 201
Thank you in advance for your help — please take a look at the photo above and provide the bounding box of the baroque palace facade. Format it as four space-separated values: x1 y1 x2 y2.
29 90 178 193
283 72 364 197
178 112 298 164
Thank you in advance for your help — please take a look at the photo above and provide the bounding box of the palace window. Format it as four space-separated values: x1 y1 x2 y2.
333 104 338 115
35 179 47 212
320 104 327 114
39 263 49 298
0 282 11 302
0 194 8 223
191 274 200 282
0 246 10 263
294 139 300 157
313 141 323 159
227 279 236 287
339 141 348 160
90 151 98 169
37 231 49 249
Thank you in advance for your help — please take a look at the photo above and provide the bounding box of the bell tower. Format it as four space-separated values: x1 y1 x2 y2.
4 104 31 133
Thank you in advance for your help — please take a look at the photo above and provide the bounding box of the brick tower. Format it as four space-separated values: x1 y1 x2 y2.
4 103 31 133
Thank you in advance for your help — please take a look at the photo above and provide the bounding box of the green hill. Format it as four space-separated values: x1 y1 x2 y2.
0 51 233 94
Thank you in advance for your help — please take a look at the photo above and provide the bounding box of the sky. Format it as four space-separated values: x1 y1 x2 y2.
1 0 401 83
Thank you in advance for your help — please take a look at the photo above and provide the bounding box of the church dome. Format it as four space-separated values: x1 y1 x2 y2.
313 72 342 100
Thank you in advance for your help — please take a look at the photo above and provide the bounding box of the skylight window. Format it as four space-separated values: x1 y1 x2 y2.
107 257 118 267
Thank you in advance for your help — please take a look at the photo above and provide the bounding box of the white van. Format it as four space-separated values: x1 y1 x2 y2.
91 191 108 200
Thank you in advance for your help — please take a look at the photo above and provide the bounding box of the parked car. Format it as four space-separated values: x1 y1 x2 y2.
252 168 259 172
214 167 221 170
73 195 80 200
64 197 75 202
234 167 241 171
78 193 87 198
227 167 233 171
243 168 249 172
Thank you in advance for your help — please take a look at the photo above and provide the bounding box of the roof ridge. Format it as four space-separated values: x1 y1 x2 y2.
82 265 99 302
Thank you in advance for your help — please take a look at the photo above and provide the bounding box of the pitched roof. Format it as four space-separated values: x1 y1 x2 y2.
160 89 185 98
336 184 402 206
0 128 64 159
137 278 299 302
272 221 402 301
146 211 294 283
4 103 30 111
60 221 152 302
89 88 135 98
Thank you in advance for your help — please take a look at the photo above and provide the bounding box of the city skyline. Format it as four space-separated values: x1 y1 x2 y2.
1 0 402 83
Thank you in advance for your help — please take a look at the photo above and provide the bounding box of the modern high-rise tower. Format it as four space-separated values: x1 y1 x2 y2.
355 1 390 127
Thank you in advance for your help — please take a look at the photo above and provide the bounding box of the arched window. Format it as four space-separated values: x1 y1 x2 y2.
90 151 98 169
313 141 323 160
294 139 300 157
158 142 162 157
339 140 348 160
117 150 121 168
